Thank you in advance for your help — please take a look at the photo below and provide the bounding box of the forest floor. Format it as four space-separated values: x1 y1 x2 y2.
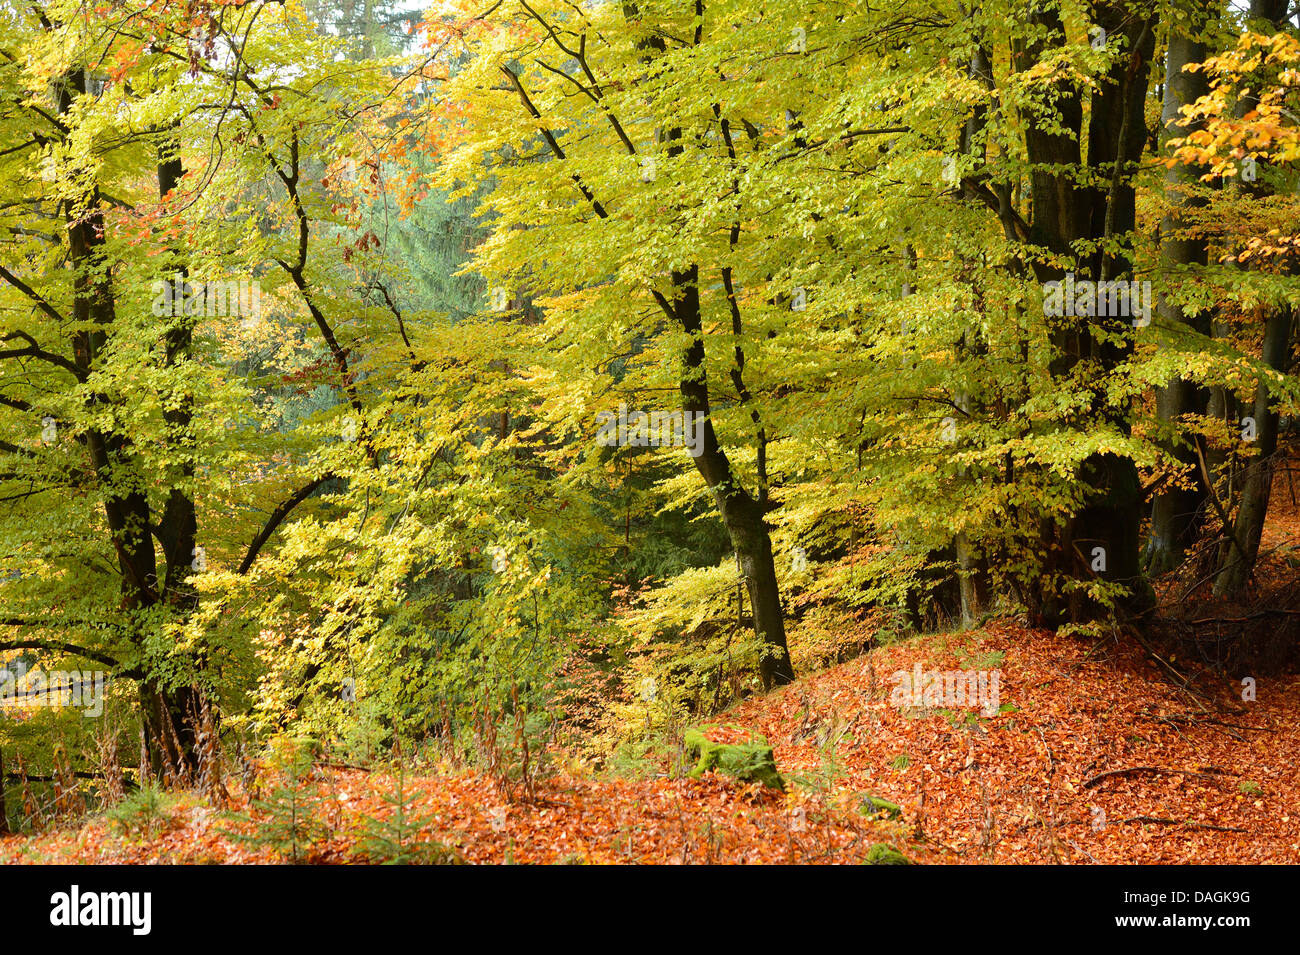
2 619 1295 864
5 471 1300 865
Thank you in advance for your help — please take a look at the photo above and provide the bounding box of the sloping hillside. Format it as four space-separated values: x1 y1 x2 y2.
4 617 1294 865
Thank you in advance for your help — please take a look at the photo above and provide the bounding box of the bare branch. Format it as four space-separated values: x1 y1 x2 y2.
238 473 335 575
0 637 121 670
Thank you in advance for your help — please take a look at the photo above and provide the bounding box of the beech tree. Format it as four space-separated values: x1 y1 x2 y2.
1 0 1297 797
0 0 408 770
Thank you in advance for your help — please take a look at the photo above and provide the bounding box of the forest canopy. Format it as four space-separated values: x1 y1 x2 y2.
0 0 1297 868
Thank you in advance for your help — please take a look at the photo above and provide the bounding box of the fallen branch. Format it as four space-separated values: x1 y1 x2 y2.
1125 628 1211 707
1082 765 1230 789
1116 816 1246 833
3 770 102 783
1189 609 1300 624
1148 711 1271 733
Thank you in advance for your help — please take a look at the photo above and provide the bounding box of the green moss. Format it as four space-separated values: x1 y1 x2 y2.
858 795 902 820
683 728 785 790
863 842 913 865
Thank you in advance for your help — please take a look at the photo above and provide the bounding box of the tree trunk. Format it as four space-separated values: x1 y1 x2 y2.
155 131 201 616
1016 2 1158 622
62 74 200 781
1075 452 1151 616
670 264 794 688
140 136 203 780
952 39 994 627
629 33 796 688
955 531 991 628
0 745 8 834
140 682 201 783
1213 307 1293 596
1207 0 1294 595
1147 0 1214 573
726 494 794 687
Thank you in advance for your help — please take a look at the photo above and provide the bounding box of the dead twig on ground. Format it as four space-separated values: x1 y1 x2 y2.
1082 765 1232 789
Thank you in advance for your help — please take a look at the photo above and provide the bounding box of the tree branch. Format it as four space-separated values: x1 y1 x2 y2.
500 65 609 219
0 330 84 380
238 473 335 574
0 264 66 323
0 638 120 670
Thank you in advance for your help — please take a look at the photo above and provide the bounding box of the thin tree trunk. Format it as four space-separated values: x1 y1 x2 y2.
953 39 994 627
155 130 200 617
1214 308 1293 595
145 133 202 778
669 265 794 688
1208 0 1293 595
0 745 8 834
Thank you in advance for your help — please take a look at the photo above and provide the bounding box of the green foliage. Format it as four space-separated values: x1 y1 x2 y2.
614 560 773 723
3 0 1300 848
230 739 330 863
605 732 678 781
356 765 462 865
957 649 1007 671
104 783 176 840
786 738 847 795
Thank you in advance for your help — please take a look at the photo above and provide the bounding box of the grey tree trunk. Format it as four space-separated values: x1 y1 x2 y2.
953 41 994 628
1214 308 1293 595
1014 2 1158 622
1147 0 1214 574
1208 0 1294 595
